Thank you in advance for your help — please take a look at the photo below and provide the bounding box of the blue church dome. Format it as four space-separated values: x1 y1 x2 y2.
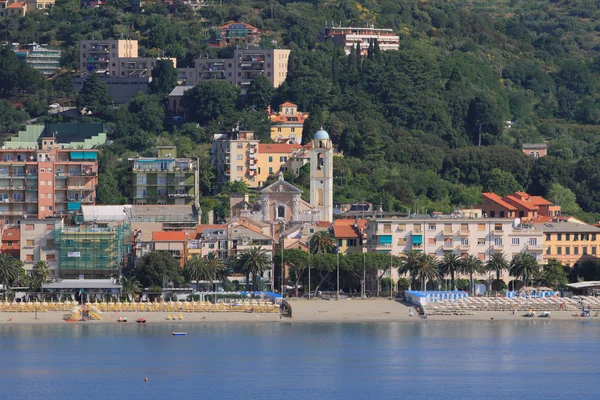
314 127 329 140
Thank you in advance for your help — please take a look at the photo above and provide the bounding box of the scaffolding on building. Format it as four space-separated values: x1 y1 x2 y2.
54 222 131 279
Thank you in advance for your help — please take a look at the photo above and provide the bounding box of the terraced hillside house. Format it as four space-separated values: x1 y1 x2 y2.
129 146 198 206
0 123 105 224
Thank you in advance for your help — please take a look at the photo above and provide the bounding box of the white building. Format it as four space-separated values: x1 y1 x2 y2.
309 128 333 223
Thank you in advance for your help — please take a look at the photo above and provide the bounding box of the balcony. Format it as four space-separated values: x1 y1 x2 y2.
413 229 423 234
491 229 504 236
412 243 423 250
442 229 455 236
458 229 470 236
458 244 470 251
492 244 504 251
442 243 455 251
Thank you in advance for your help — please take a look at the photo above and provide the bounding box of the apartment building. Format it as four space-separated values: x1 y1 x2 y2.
536 222 600 268
54 221 129 279
12 43 61 76
480 191 561 222
366 216 544 287
195 224 228 260
152 231 188 268
333 219 367 254
19 218 59 276
178 48 290 89
255 143 304 185
268 102 309 144
79 39 138 77
129 146 198 206
211 22 262 48
211 131 259 189
319 25 400 55
0 124 104 224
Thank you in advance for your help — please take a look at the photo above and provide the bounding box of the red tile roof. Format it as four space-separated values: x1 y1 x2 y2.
505 195 537 211
258 143 303 153
7 2 25 8
152 231 188 241
333 219 367 238
482 193 517 211
316 221 331 228
279 102 297 107
530 196 553 206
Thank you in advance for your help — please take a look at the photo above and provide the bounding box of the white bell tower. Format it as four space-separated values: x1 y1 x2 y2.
310 128 333 222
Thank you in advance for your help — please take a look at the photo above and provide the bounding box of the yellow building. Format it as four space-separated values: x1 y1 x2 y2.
269 102 309 144
256 143 303 187
536 222 600 268
333 219 367 254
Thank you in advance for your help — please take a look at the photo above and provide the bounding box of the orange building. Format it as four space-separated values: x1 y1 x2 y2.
333 219 367 254
268 102 309 144
152 231 188 268
256 143 304 186
480 191 561 222
1 226 20 258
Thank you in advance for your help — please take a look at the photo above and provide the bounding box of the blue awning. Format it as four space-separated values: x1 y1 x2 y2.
68 202 81 211
70 152 84 160
379 235 392 245
83 152 97 160
412 235 423 245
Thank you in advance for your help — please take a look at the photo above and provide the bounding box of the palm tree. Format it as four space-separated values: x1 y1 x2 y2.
31 260 50 291
509 253 540 287
309 231 336 254
203 253 224 294
184 257 204 292
461 255 485 295
121 276 142 300
438 253 462 291
486 252 509 292
0 253 19 293
234 246 271 291
398 250 423 290
401 253 439 290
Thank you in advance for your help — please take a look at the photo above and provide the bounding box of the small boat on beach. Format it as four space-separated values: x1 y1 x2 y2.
172 332 188 336
136 318 146 324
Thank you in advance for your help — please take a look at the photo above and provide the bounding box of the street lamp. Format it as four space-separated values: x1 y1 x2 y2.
336 246 340 300
308 240 311 300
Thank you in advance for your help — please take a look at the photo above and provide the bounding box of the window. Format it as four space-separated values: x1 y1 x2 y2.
477 238 486 245
277 205 285 219
494 238 502 246
346 239 356 247
574 234 579 241
583 247 588 255
478 224 485 231
557 234 562 241
461 238 468 245
428 224 436 231
512 238 520 245
593 247 597 255
236 166 243 171
26 240 34 246
280 156 288 162
26 254 34 261
546 247 551 255
268 156 273 162
546 234 551 241
236 155 243 160
46 239 54 247
574 247 579 255
26 224 34 230
478 253 485 260
557 247 562 255
529 238 537 246
593 234 597 241
428 238 436 245
565 247 570 255
46 254 55 261
566 234 570 241
40 169 45 173
236 143 243 149
268 167 273 174
41 206 45 211
47 180 52 186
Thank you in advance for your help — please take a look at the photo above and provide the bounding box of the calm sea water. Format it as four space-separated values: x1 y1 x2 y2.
0 321 599 400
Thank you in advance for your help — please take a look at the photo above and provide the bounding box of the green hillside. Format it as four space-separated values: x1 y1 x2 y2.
2 0 600 220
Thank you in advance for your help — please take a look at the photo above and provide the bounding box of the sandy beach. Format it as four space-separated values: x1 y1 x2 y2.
0 300 594 325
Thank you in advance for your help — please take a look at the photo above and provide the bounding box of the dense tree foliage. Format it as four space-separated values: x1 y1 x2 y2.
4 0 600 221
